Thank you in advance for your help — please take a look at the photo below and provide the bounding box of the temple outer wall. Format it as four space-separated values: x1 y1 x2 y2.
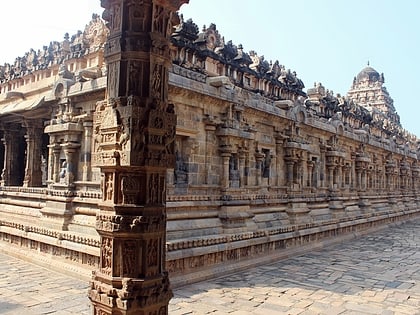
0 65 419 286
0 15 420 287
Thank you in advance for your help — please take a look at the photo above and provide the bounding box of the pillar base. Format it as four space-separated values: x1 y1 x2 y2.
89 271 172 315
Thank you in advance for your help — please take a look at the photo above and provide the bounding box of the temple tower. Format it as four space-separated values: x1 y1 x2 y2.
88 0 187 314
347 63 401 127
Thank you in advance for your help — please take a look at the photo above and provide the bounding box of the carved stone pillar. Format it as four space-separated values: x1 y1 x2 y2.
82 120 93 181
307 160 313 188
23 121 44 187
255 151 264 186
274 137 284 186
285 160 294 187
362 169 367 190
61 144 79 186
327 165 334 190
338 164 343 189
266 153 274 186
51 144 61 183
220 151 231 189
238 150 246 187
300 157 307 188
317 147 325 188
386 167 392 191
1 126 22 186
204 118 216 185
88 1 187 314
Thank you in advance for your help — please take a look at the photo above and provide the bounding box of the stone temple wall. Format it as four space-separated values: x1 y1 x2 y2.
0 15 419 286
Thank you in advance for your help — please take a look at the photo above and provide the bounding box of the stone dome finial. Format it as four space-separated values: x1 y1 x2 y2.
356 64 380 83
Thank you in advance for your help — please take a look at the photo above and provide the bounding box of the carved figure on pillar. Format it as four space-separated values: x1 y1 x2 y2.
89 1 188 314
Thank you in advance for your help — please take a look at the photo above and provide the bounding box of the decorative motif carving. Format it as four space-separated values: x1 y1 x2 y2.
122 241 137 276
84 14 109 50
148 173 165 204
151 63 163 103
129 3 146 32
147 239 158 267
121 175 142 204
104 173 114 201
101 237 112 275
128 61 143 96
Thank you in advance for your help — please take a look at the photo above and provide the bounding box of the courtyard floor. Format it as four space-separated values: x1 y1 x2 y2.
0 219 419 315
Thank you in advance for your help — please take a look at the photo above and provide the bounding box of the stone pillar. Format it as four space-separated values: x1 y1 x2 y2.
386 168 392 191
286 160 294 187
204 118 216 185
275 137 284 186
23 121 43 187
238 150 246 187
47 143 54 183
244 154 250 186
61 144 79 186
338 164 343 189
1 126 21 186
255 151 264 186
220 151 231 189
307 160 313 188
51 145 61 183
356 167 362 190
269 153 276 187
88 1 187 314
351 160 356 189
82 121 93 181
327 165 334 190
320 146 326 188
300 157 307 188
362 169 367 190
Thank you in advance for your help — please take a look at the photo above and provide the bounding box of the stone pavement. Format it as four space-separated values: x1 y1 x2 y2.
0 219 419 315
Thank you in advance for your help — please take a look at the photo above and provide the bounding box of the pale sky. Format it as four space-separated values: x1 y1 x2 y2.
1 0 419 136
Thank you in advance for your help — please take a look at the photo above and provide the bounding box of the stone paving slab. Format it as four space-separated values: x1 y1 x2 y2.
0 219 419 314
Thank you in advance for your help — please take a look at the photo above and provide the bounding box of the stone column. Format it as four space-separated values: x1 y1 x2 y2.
269 153 276 187
300 157 307 188
255 151 264 186
356 167 362 190
327 165 334 190
46 143 54 183
0 126 21 186
89 1 187 314
319 146 326 188
244 154 250 186
275 137 284 186
82 121 93 182
220 151 231 189
307 160 313 188
61 144 79 186
386 168 392 191
238 150 246 187
51 145 61 183
286 160 294 187
362 169 367 191
204 118 216 185
23 121 43 187
338 164 343 189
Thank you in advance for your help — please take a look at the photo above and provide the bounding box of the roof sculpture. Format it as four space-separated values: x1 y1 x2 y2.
0 14 417 149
